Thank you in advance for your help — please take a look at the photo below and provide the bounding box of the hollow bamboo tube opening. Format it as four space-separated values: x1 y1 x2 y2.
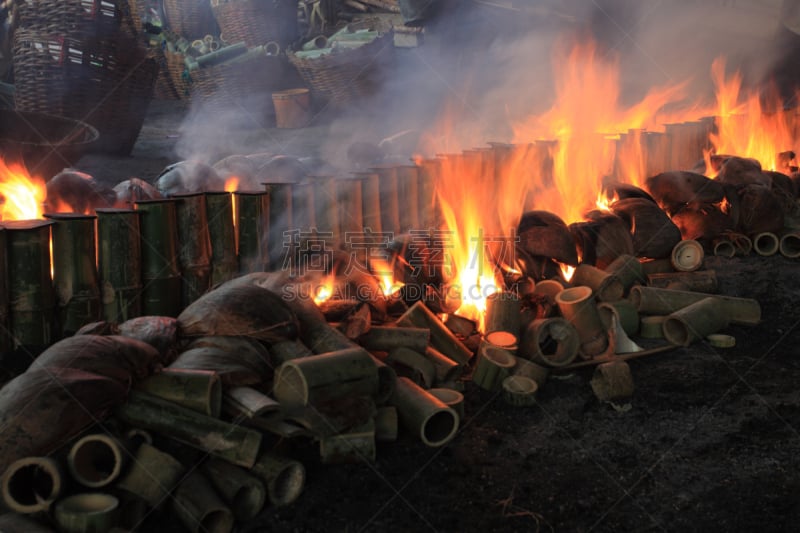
251 452 306 507
555 286 607 358
713 239 736 258
173 471 234 533
390 377 459 447
520 317 580 367
68 434 125 488
571 264 624 302
1 456 63 513
662 297 730 347
753 232 779 256
54 492 120 533
779 232 800 258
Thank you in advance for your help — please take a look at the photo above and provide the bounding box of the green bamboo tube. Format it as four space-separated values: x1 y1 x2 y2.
423 346 462 383
352 171 382 233
136 368 222 417
396 165 420 232
519 317 580 367
428 387 464 420
390 377 459 447
512 356 549 386
671 239 705 272
0 512 56 532
115 391 262 468
604 254 645 292
201 459 266 522
358 326 430 353
264 183 293 270
270 339 314 365
397 301 473 365
571 264 624 303
250 452 305 507
1 456 63 513
752 232 779 256
116 443 184 508
629 286 761 326
484 291 521 339
639 257 674 276
555 286 608 357
472 343 516 391
484 331 519 354
234 191 270 274
273 347 379 407
590 361 635 401
0 228 10 353
374 406 398 442
96 209 142 323
502 375 538 407
417 158 440 229
662 297 730 347
712 238 736 258
597 300 640 336
387 346 437 388
3 220 55 351
135 199 181 317
646 270 718 293
370 353 397 405
640 316 666 339
779 231 800 258
319 421 376 464
204 192 238 286
54 493 120 533
223 386 279 419
172 471 234 533
173 193 212 306
67 434 126 488
336 177 364 239
370 165 400 234
311 176 340 239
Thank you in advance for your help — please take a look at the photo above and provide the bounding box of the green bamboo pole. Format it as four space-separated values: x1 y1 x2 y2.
173 193 212 307
96 208 142 323
417 158 441 230
264 183 293 270
311 176 340 241
135 199 181 317
629 286 761 325
204 192 238 286
234 191 270 274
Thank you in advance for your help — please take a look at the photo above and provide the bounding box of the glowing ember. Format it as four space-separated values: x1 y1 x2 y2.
313 274 335 305
370 258 404 297
559 263 575 283
0 159 46 221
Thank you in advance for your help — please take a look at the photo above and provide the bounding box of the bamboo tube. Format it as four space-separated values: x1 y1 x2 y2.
135 199 181 317
604 254 645 292
397 301 472 364
263 183 293 270
671 239 704 272
502 376 538 407
597 300 640 336
96 209 142 323
387 347 436 388
752 232 779 256
1 456 63 513
640 316 666 339
375 406 398 441
472 344 516 391
662 297 730 346
780 231 800 258
250 452 305 507
417 158 439 229
532 279 566 304
302 35 328 50
512 356 549 386
319 421 376 464
571 264 624 303
136 369 222 417
639 257 674 276
336 177 364 238
311 176 340 241
358 325 430 352
124 428 153 449
115 391 262 468
395 165 420 232
270 339 313 365
428 388 464 420
647 270 718 292
484 291 521 338
423 346 462 383
390 377 459 447
67 434 126 488
555 286 608 357
370 165 400 234
712 239 736 257
54 493 120 533
371 353 397 404
519 317 580 367
223 386 280 419
0 228 8 354
629 286 761 325
173 471 234 533
273 347 379 407
234 191 270 273
590 361 635 401
351 171 382 233
443 314 477 337
194 41 247 67
484 331 518 353
0 513 55 532
204 192 238 286
201 459 266 522
173 193 213 306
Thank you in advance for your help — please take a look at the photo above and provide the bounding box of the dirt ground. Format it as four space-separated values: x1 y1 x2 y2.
69 100 800 533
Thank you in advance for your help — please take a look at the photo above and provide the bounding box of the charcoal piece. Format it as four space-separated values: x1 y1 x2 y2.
612 198 682 259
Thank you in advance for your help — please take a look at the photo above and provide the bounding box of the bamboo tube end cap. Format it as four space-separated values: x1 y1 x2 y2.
502 376 538 407
706 333 736 348
54 493 120 533
1 456 63 514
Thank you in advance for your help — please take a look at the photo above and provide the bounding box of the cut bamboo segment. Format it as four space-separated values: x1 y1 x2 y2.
571 264 624 302
472 344 517 391
519 317 580 367
387 347 437 389
629 286 761 325
512 356 549 386
590 361 635 401
358 326 430 353
662 297 730 347
484 291 521 337
54 493 120 533
319 420 376 464
352 171 382 233
712 238 736 258
67 434 126 488
597 300 640 336
423 346 462 383
1 456 63 513
484 330 519 353
646 270 718 293
204 192 238 286
115 391 262 468
0 512 55 532
201 458 266 522
396 165 420 232
670 239 704 272
397 301 472 365
374 406 399 442
532 279 566 303
370 165 400 234
428 388 465 420
116 443 185 508
390 377 459 447
443 314 477 338
604 254 645 292
269 339 314 365
501 376 538 407
779 231 800 258
370 353 397 405
124 428 153 449
136 369 222 417
555 286 608 357
223 387 280 419
753 231 779 256
172 471 234 533
250 452 305 507
639 316 666 339
273 347 379 407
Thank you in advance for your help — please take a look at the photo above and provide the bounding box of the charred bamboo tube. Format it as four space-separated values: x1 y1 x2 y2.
370 165 400 234
115 391 262 468
135 199 181 317
250 452 305 507
571 264 624 303
597 300 640 336
428 388 464 420
233 191 270 273
116 443 184 507
319 421 376 464
223 386 279 419
173 471 234 533
67 434 126 488
604 254 645 292
370 354 397 404
375 406 398 441
444 314 477 338
417 158 439 229
270 339 314 365
311 176 340 240
590 361 635 401
273 347 379 407
0 512 56 532
423 346 461 383
639 257 674 276
201 459 266 522
396 165 420 232
397 301 472 365
96 209 142 323
712 239 736 258
519 317 580 367
387 347 436 389
336 177 364 238
484 331 519 354
263 183 293 270
512 356 549 386
390 377 459 447
0 228 8 354
352 171 382 233
532 279 566 304
662 297 730 346
671 239 705 272
1 456 63 513
358 326 430 352
647 270 718 292
555 286 608 358
473 344 516 391
204 192 238 286
484 291 521 339
779 231 800 258
502 375 538 407
136 369 222 417
753 232 779 256
290 181 316 230
629 286 761 325
54 493 120 533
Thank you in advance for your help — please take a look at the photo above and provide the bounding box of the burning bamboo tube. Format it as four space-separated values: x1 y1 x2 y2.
395 165 420 232
555 286 608 358
397 301 472 365
67 434 126 488
665 121 708 171
204 192 238 286
173 193 213 306
591 361 635 402
352 171 382 233
484 291 521 339
629 286 761 325
96 209 142 323
370 165 400 235
644 131 671 176
484 330 519 354
752 232 779 256
250 452 306 507
1 456 63 513
375 406 398 441
472 344 516 391
45 213 100 337
201 459 266 522
662 297 730 346
423 346 461 383
604 254 645 292
54 493 120 533
273 347 379 407
172 471 234 533
135 199 181 317
571 264 624 303
319 421 376 464
519 317 580 367
3 220 55 353
136 368 222 417
597 300 640 336
646 270 719 293
502 375 538 407
311 176 340 241
779 231 800 258
390 377 459 447
270 339 313 365
512 356 549 386
115 391 262 468
336 176 364 238
428 388 464 420
358 325 430 353
234 191 270 274
0 228 8 354
387 346 436 388
264 182 293 270
416 158 440 229
291 181 316 231
116 443 184 508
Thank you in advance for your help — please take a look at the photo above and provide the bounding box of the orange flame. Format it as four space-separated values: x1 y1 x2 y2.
370 257 404 297
0 160 46 221
313 274 336 305
558 263 575 283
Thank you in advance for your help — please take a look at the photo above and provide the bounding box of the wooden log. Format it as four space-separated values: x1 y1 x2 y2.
223 387 280 419
136 369 222 417
389 377 459 447
397 301 473 365
67 433 126 488
250 452 305 507
116 443 185 508
646 270 718 293
358 326 430 353
172 471 234 533
1 456 63 514
629 286 761 326
201 459 266 522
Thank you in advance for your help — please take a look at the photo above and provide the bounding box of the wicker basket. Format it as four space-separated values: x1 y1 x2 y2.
16 0 138 39
161 47 192 98
162 0 217 39
13 29 159 155
211 0 298 47
288 31 394 108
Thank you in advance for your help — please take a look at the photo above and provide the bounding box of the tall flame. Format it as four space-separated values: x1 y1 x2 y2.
0 160 46 221
370 257 404 297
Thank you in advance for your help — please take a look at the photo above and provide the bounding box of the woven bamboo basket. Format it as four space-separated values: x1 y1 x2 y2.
211 0 298 47
162 0 217 39
13 28 159 155
162 48 192 98
16 0 138 39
